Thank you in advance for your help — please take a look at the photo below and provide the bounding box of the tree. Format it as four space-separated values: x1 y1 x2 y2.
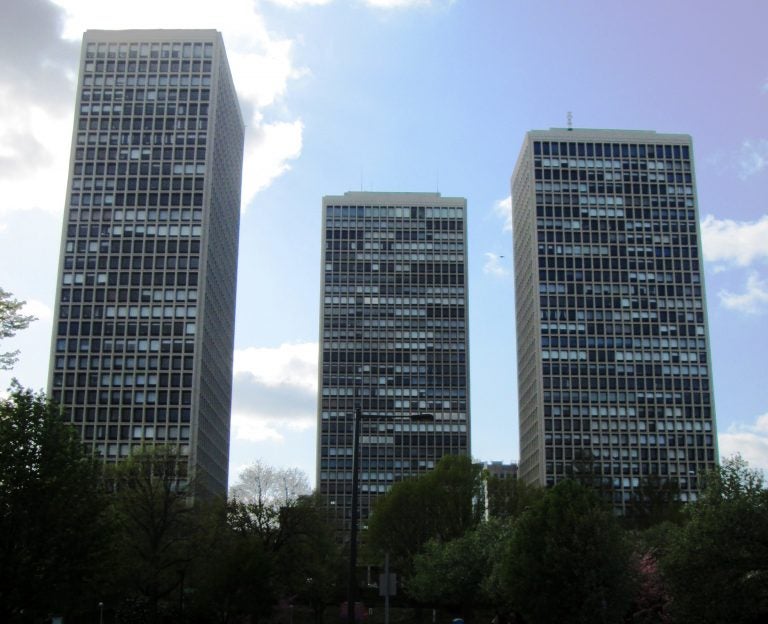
229 460 311 508
485 473 543 520
500 479 636 624
187 494 342 624
104 447 199 623
0 288 36 370
185 500 278 624
0 384 107 621
367 455 484 574
274 496 344 623
662 455 768 624
624 475 684 530
409 518 510 620
627 551 672 624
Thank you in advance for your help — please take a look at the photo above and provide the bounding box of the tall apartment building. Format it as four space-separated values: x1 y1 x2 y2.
317 192 470 533
48 30 244 498
512 129 717 509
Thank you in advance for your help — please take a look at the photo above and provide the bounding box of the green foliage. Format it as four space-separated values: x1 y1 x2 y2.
0 288 36 370
409 518 511 617
187 494 342 624
500 479 635 624
0 384 107 621
104 447 199 622
624 475 684 530
662 455 768 624
367 455 484 574
486 473 543 520
275 496 344 622
186 500 278 623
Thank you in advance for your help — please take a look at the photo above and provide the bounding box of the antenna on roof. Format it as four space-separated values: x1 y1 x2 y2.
567 111 573 131
436 169 440 194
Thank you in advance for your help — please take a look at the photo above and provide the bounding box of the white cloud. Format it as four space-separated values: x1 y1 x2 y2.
242 119 304 206
718 272 768 314
0 0 76 218
719 413 768 474
0 0 309 218
483 252 509 278
234 341 317 391
266 0 333 6
493 195 513 233
363 0 433 7
737 139 768 179
231 342 318 442
701 214 768 267
22 299 53 322
231 413 288 443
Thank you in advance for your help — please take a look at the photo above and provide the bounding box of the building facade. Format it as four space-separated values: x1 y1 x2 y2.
317 192 470 534
512 129 717 509
48 30 244 498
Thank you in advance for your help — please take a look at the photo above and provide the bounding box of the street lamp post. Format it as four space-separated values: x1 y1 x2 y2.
347 406 362 624
346 408 434 624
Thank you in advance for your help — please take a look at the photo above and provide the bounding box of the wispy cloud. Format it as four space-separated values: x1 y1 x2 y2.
718 273 768 314
719 413 768 474
266 0 332 7
362 0 433 8
243 120 304 207
268 0 448 9
737 139 768 179
701 214 768 267
22 299 53 322
0 0 76 217
483 252 509 278
493 195 513 233
231 342 318 443
234 342 317 391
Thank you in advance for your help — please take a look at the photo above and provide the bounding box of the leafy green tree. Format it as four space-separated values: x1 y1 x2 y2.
185 500 278 624
367 455 484 574
0 288 35 370
486 473 543 520
409 518 510 620
0 384 107 621
500 479 636 624
103 447 199 623
624 475 684 530
275 496 343 623
187 493 342 624
662 455 768 624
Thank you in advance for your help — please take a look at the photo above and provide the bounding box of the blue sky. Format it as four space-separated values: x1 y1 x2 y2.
1 0 768 485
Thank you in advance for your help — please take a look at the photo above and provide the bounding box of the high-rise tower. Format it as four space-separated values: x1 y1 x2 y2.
317 192 470 534
48 30 244 498
512 129 717 509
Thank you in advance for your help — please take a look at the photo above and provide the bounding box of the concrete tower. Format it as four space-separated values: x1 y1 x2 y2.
512 129 717 510
49 30 244 498
317 191 471 535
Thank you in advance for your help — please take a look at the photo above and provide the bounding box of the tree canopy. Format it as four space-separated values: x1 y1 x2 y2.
409 518 511 619
366 454 484 573
500 479 636 624
229 459 311 508
662 455 768 624
0 384 107 621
